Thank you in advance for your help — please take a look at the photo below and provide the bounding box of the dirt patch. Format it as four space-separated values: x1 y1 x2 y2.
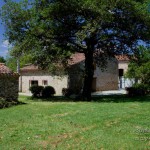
49 133 69 148
38 125 96 149
105 119 120 127
38 141 49 149
81 125 97 132
37 133 72 148
52 113 69 117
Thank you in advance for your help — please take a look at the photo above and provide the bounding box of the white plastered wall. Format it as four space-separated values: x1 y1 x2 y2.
20 72 68 95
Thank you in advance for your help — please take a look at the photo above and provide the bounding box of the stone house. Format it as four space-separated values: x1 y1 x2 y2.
19 53 132 95
0 63 19 101
19 64 68 95
68 53 119 92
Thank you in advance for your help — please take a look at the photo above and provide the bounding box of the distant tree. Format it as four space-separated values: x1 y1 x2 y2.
126 47 150 85
0 56 6 63
1 0 150 100
6 47 32 72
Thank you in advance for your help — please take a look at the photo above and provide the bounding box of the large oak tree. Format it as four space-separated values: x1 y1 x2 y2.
1 0 150 100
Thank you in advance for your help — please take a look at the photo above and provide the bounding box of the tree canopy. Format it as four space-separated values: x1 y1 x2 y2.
5 44 33 72
6 53 32 72
1 0 150 100
0 56 6 63
126 46 150 85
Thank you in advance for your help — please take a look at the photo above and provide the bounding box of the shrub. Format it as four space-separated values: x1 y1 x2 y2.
62 88 73 97
0 97 6 108
133 83 149 93
126 83 149 97
42 86 55 98
126 87 144 97
0 97 18 109
29 85 44 98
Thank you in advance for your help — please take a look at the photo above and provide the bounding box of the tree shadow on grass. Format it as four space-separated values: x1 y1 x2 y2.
91 95 150 103
26 94 150 103
0 101 27 109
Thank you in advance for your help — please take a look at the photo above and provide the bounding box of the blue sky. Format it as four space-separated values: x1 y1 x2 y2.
0 0 21 58
0 1 8 58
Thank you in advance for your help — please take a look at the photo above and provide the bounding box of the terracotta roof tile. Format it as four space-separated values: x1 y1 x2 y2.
69 53 130 64
21 54 85 72
20 64 39 71
20 54 130 72
115 55 130 61
0 63 19 77
0 63 13 74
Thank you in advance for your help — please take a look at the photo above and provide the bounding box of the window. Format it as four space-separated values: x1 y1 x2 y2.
30 80 38 86
42 80 48 86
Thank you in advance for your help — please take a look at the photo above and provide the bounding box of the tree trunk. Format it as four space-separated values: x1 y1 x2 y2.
82 45 94 101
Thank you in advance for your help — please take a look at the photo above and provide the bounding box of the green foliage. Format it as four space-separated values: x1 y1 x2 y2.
5 56 17 71
29 85 44 98
1 0 150 100
42 86 56 98
0 56 6 63
29 85 55 98
1 0 150 67
126 83 149 97
126 47 150 85
6 51 33 71
62 88 73 97
0 97 19 109
133 83 150 93
0 97 6 108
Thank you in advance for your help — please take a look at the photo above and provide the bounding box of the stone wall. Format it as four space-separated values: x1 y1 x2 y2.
94 58 119 91
0 74 19 101
68 57 119 93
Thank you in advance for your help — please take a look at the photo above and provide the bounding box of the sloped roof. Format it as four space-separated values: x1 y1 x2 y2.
115 55 130 61
0 63 13 74
0 63 19 77
20 53 130 72
69 53 130 63
20 64 39 71
20 53 85 71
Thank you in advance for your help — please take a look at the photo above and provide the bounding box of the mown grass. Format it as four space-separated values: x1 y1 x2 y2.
0 95 150 150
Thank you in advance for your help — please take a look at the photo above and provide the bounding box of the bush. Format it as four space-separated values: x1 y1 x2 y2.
0 97 6 108
29 85 44 98
42 86 56 98
62 88 73 97
133 83 149 93
126 83 149 97
0 97 18 109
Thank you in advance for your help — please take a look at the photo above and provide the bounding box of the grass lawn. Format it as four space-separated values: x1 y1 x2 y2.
0 95 150 150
